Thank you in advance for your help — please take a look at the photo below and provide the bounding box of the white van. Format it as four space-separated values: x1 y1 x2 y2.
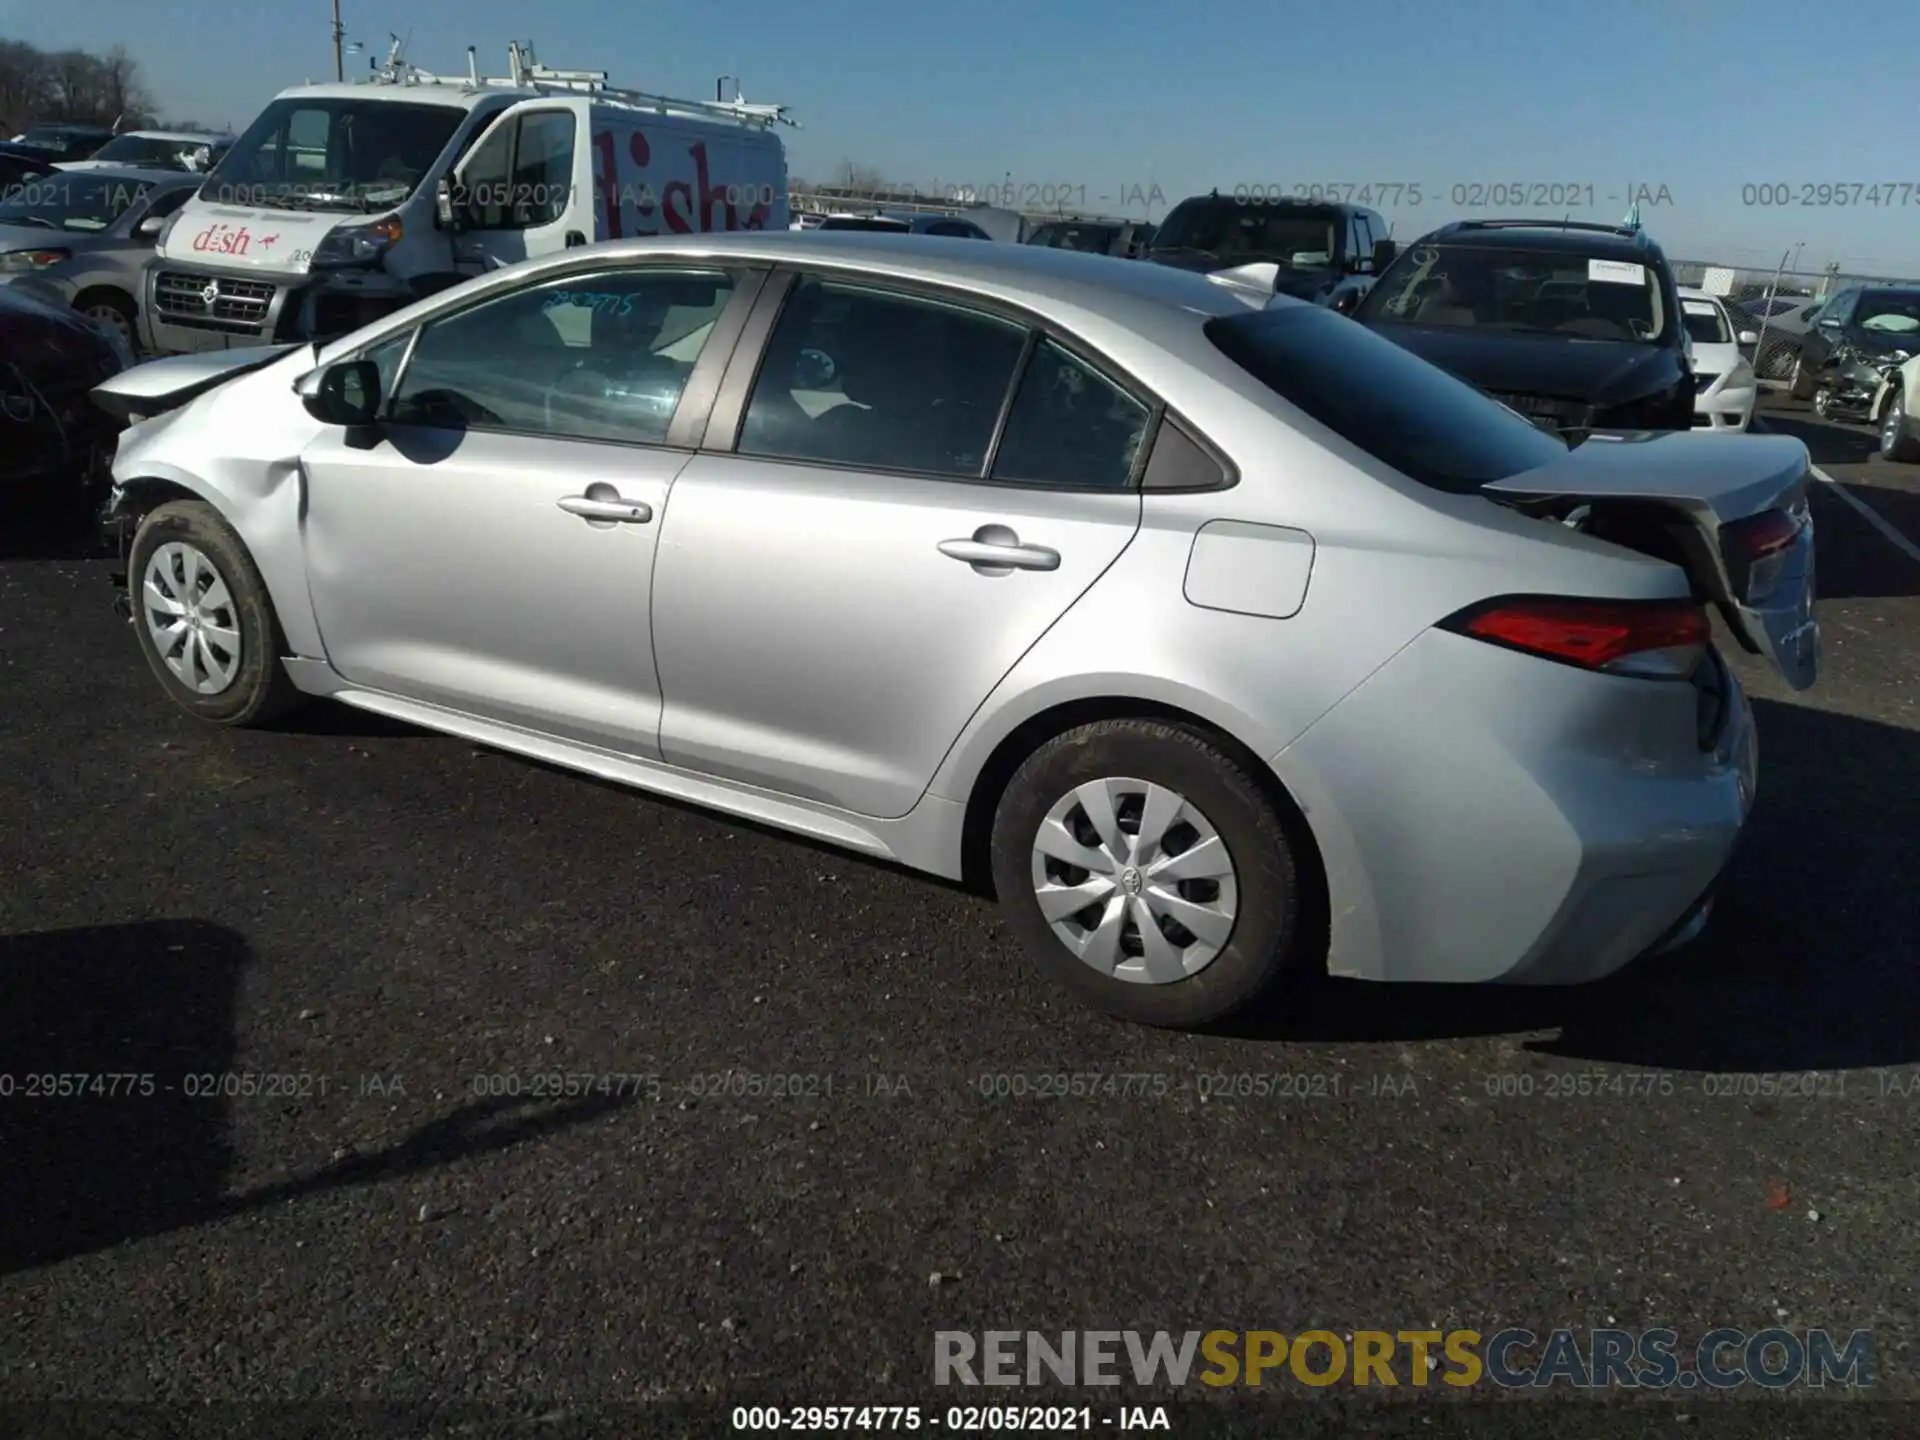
143 42 793 354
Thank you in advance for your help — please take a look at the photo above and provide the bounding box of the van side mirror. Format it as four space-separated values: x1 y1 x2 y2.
297 358 383 426
1371 238 1398 272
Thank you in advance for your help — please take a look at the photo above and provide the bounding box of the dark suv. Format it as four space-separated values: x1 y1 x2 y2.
1351 219 1693 437
1146 193 1395 306
1787 284 1920 421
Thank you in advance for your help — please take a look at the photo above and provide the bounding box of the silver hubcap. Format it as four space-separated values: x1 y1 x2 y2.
142 542 241 694
1030 777 1239 985
1885 403 1901 445
86 303 132 344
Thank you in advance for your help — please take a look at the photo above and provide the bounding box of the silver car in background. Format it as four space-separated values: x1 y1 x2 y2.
59 130 233 174
92 233 1818 1030
0 166 200 352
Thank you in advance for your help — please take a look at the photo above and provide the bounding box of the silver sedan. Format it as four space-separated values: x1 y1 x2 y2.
0 166 200 352
92 232 1818 1030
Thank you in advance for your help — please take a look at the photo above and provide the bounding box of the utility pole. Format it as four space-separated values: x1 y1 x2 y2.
332 0 345 81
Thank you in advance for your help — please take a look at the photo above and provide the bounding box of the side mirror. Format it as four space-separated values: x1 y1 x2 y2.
134 214 165 239
1330 288 1363 316
297 358 382 426
1737 330 1759 346
1371 238 1398 272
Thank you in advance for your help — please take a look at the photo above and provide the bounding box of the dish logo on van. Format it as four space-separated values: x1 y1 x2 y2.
592 132 776 240
190 223 262 257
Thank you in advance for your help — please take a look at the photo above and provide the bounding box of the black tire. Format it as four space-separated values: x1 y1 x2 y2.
1789 355 1815 401
127 499 306 727
1880 388 1920 463
988 718 1307 1030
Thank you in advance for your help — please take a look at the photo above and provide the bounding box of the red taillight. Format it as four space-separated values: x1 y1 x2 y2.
1728 509 1800 561
1441 596 1711 678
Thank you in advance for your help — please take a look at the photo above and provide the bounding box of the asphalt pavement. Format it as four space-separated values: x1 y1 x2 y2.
2 395 1917 1439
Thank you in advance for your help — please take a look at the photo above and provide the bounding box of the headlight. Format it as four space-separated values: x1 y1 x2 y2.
0 247 72 271
309 214 404 270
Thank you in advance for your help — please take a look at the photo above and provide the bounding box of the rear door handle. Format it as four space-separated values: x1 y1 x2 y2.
558 494 652 524
938 524 1060 572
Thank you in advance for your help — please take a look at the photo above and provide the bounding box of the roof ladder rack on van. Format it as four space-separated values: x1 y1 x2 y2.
356 38 797 128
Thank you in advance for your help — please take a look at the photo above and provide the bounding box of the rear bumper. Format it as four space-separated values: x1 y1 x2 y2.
1270 629 1755 986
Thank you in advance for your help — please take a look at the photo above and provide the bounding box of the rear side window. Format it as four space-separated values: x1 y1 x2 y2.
1205 307 1568 494
990 339 1152 490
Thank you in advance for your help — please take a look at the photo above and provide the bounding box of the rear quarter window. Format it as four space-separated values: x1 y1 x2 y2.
1205 307 1569 494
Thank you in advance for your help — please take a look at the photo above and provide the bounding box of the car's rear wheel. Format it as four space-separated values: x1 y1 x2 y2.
128 500 306 727
1880 388 1920 463
75 288 138 353
988 718 1306 1030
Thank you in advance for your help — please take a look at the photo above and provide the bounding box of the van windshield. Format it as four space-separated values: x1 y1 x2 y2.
199 97 466 212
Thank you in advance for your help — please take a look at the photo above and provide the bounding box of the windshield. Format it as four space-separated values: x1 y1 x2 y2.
1032 223 1119 252
90 135 224 171
1854 291 1920 335
1681 299 1731 345
0 172 155 231
1152 200 1338 266
1207 306 1569 494
200 97 466 211
1358 242 1669 343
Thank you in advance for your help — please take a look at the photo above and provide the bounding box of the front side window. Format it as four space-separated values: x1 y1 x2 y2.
387 267 736 443
737 276 1027 477
1358 241 1669 343
990 339 1152 490
1208 305 1569 495
201 97 466 212
454 110 577 231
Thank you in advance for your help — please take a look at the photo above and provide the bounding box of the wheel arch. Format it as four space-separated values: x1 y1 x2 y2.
72 282 138 316
956 695 1331 962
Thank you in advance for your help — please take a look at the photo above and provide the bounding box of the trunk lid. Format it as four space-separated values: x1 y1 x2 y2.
90 343 310 423
1484 430 1819 690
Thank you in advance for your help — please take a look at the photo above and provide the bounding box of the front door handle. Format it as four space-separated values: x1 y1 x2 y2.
558 493 652 524
938 524 1060 572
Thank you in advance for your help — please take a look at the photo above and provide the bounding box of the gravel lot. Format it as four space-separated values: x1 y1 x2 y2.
1 395 1916 1439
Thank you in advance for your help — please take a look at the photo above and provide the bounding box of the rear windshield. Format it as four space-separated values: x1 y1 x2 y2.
818 216 910 232
1205 306 1568 494
1031 223 1119 252
1681 299 1731 344
1153 199 1340 267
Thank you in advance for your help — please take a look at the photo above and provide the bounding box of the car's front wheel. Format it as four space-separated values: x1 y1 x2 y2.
1789 355 1815 401
989 718 1308 1030
128 499 306 726
1881 388 1920 463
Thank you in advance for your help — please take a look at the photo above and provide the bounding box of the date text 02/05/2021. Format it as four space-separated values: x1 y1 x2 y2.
729 1405 1171 1432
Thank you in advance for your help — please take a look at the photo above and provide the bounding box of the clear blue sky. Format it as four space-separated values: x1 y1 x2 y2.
9 0 1920 275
